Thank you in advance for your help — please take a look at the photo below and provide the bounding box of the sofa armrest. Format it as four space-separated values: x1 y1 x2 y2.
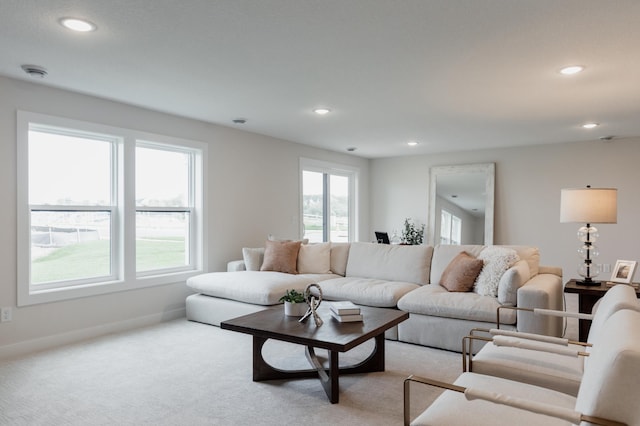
539 265 562 276
227 260 246 272
516 269 563 337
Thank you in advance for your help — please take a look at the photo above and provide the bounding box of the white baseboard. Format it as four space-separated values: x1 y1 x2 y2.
0 307 186 360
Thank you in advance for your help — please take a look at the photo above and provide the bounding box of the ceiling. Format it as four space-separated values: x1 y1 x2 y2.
1 0 639 159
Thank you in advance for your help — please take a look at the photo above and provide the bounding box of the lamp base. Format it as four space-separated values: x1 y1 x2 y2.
575 279 601 286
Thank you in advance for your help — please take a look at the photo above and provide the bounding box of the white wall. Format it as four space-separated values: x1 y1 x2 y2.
0 76 369 353
370 138 640 281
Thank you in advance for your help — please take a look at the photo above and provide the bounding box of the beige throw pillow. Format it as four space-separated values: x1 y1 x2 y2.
439 251 484 292
260 240 302 274
297 242 331 274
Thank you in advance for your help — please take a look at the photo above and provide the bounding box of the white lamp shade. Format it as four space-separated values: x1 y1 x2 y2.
560 188 617 223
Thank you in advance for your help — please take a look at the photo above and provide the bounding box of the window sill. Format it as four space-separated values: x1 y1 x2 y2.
18 270 202 307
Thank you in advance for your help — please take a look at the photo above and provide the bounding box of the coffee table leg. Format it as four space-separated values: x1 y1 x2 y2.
253 336 322 381
251 333 386 404
339 333 385 374
306 346 340 403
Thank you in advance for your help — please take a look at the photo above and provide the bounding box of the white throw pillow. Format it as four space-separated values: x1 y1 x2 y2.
242 247 265 271
497 259 530 305
474 246 520 297
297 242 331 274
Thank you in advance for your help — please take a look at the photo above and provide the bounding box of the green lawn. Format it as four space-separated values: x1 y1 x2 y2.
32 238 186 284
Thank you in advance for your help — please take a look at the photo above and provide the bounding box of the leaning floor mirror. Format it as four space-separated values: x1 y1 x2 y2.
428 163 495 246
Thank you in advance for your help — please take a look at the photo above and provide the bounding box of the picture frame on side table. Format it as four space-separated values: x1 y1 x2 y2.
610 260 638 284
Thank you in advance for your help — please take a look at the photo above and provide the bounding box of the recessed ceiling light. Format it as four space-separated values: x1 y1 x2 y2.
407 141 418 146
582 122 599 129
313 108 331 115
21 64 47 78
60 18 96 32
560 65 584 75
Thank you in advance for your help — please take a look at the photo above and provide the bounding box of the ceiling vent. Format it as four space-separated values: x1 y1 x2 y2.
21 64 48 78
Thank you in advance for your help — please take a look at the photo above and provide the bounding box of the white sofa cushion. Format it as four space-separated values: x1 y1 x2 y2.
497 259 530 305
397 284 516 324
430 245 485 285
345 242 433 285
297 242 331 274
186 271 339 305
319 276 419 307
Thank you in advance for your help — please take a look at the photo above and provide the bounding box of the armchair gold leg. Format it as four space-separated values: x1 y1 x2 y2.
404 375 467 426
462 335 492 372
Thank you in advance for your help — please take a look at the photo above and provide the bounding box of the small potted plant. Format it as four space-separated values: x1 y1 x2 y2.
279 289 308 317
402 218 425 245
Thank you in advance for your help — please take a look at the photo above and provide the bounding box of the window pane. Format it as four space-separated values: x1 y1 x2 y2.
440 211 451 244
302 171 324 243
136 146 189 207
28 130 112 206
330 175 349 242
452 216 462 245
136 212 189 272
31 211 111 284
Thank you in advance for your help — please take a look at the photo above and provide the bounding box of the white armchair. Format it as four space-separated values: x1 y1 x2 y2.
461 283 639 395
405 308 640 426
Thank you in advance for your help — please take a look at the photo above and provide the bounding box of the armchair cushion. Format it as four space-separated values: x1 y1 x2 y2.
411 372 576 426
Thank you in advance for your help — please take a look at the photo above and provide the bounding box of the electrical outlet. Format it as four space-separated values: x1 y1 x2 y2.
1 307 12 323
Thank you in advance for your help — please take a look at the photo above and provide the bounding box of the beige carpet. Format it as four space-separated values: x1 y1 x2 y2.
0 318 464 425
0 294 578 426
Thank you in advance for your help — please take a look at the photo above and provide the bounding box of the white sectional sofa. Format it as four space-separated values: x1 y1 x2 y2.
186 242 563 352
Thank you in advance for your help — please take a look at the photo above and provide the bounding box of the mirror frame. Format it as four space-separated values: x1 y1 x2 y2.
428 163 495 246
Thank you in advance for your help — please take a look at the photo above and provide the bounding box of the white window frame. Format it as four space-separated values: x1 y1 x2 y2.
17 111 207 306
135 141 198 277
299 158 358 242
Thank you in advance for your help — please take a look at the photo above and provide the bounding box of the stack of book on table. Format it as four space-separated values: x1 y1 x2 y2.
329 301 363 322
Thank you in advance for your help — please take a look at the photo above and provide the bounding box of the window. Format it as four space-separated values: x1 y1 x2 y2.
300 159 357 243
136 144 194 274
440 210 462 245
17 112 206 306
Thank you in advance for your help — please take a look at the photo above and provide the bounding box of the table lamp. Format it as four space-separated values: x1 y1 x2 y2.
560 186 617 285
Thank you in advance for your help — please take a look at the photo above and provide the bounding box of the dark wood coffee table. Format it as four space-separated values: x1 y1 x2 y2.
221 305 408 403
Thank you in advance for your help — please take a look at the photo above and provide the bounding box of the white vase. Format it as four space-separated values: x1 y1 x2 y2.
284 301 308 317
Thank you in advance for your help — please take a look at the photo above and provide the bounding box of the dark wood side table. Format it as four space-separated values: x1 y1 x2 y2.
564 279 640 341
